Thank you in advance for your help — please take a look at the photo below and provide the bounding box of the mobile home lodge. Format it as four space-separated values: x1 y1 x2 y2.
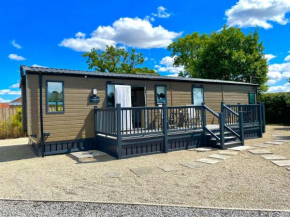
20 66 265 158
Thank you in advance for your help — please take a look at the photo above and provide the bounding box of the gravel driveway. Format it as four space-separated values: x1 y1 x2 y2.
0 200 289 217
0 125 290 210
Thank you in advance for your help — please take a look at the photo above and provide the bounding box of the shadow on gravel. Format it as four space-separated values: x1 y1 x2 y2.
0 144 37 163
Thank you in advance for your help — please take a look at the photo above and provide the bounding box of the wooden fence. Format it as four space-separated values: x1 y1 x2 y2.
0 108 25 139
0 108 18 124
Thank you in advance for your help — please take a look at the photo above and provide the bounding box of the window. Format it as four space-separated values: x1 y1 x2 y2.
192 86 204 105
249 93 256 104
155 85 166 105
107 84 115 107
46 81 64 113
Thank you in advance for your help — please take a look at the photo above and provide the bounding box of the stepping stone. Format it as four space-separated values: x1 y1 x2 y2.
228 146 255 151
158 165 179 172
196 158 220 164
218 150 238 156
265 141 284 145
271 133 283 136
251 144 273 148
130 167 151 176
180 162 202 169
287 168 290 171
274 136 290 141
271 160 290 167
248 149 272 155
261 155 287 160
274 140 290 142
194 148 212 152
209 154 231 160
70 150 108 159
103 171 123 178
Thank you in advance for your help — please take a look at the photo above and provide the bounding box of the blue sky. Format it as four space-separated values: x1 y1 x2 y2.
1 0 290 102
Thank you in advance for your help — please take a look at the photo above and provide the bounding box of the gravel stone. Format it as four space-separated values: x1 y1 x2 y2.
0 200 290 217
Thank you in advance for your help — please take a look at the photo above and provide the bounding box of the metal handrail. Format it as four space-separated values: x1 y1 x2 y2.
204 104 219 118
223 104 239 117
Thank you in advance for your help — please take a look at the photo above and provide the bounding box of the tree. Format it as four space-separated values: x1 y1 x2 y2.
83 45 158 75
168 26 269 92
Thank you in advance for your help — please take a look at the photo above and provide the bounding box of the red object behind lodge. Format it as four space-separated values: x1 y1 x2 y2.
0 103 10 109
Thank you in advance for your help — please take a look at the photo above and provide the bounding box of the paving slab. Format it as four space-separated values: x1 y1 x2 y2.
265 141 284 145
287 168 290 171
194 148 212 152
274 140 290 142
273 136 290 141
251 144 274 148
218 150 239 156
180 162 202 169
102 171 123 178
130 167 151 176
260 155 287 160
209 154 231 160
271 160 290 167
271 133 284 136
70 150 107 159
228 146 255 151
248 149 272 155
196 158 220 164
158 165 179 172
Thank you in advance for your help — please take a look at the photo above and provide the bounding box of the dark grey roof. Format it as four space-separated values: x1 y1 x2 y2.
20 65 258 86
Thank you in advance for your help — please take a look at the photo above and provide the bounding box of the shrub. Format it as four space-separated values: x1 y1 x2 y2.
0 108 25 139
259 92 290 124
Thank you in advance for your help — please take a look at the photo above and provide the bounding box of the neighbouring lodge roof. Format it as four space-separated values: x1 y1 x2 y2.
20 65 259 86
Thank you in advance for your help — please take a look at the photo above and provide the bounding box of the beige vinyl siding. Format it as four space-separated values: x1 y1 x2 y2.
223 85 256 105
27 74 257 143
27 74 40 141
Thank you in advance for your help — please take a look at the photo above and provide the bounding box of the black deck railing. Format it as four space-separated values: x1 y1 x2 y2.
94 102 265 159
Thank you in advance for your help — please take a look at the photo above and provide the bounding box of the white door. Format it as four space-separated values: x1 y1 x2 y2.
115 85 132 131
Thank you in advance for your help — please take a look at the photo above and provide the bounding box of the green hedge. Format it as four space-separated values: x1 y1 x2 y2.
259 92 290 124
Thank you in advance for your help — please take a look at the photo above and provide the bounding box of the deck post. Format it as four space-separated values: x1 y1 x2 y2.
202 103 207 147
258 102 263 137
163 104 168 153
261 102 266 133
219 112 225 149
116 104 122 159
94 106 98 149
221 102 224 113
239 111 244 146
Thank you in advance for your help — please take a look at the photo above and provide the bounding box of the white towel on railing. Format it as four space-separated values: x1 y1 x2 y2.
115 85 132 131
186 105 196 119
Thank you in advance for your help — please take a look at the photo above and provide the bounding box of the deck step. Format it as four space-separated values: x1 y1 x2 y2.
209 136 237 142
215 141 242 149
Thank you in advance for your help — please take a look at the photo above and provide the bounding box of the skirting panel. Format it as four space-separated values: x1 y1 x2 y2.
122 140 163 158
43 138 95 156
96 135 118 158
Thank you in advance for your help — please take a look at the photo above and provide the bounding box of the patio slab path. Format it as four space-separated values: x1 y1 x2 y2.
261 155 287 160
158 165 179 172
130 167 151 176
271 160 290 167
196 158 220 164
218 150 239 155
229 146 255 151
102 171 123 178
209 154 231 160
180 162 202 169
194 148 212 152
249 149 272 154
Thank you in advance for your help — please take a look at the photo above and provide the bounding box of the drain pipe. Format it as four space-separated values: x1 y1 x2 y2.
39 73 44 157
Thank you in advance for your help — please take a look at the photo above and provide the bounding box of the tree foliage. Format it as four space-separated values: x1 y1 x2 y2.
168 26 268 92
83 45 158 75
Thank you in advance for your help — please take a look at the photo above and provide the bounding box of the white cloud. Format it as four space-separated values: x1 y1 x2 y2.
284 55 290 61
59 17 181 52
267 62 290 84
264 54 276 62
0 89 21 95
32 64 47 68
152 6 171 18
75 32 86 38
267 82 290 93
155 56 184 76
12 40 21 49
225 0 290 29
10 83 19 88
8 54 26 61
0 98 10 103
266 79 278 85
